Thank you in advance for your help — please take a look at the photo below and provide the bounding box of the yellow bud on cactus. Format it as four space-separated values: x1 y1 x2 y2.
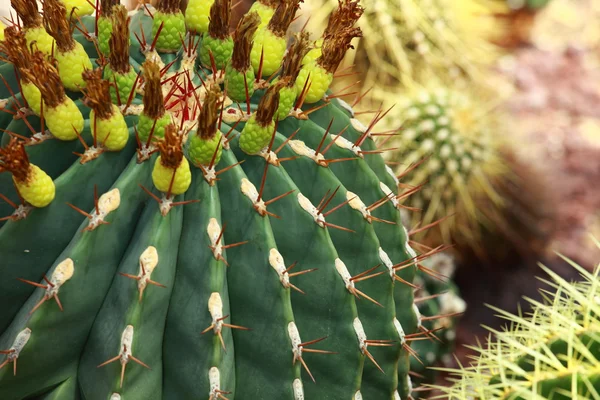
249 1 276 28
152 156 192 195
295 61 333 104
60 0 95 16
56 42 93 91
45 98 85 141
21 82 43 116
0 21 5 42
185 0 213 33
89 106 130 151
24 26 55 55
14 165 55 208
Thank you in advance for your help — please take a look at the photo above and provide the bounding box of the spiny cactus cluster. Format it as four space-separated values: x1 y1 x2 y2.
0 0 452 398
434 244 600 399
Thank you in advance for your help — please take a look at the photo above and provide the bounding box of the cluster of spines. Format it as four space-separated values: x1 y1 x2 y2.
0 0 461 398
433 245 600 399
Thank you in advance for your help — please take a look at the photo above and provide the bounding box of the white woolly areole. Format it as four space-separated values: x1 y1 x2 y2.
88 188 120 229
288 322 302 360
385 165 400 186
350 118 367 134
346 191 371 222
329 134 363 158
240 178 266 215
293 378 304 400
439 292 467 315
207 218 223 260
47 258 75 297
7 328 31 360
393 318 406 345
208 293 224 332
354 391 363 400
379 182 400 209
413 303 422 329
353 317 367 353
109 394 121 400
289 140 325 166
378 248 395 279
258 148 279 166
394 390 401 400
209 366 221 396
269 248 290 288
120 325 135 363
136 246 158 295
335 258 354 292
297 193 325 227
336 98 355 117
406 375 413 394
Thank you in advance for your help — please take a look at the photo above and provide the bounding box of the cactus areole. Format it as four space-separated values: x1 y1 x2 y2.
0 0 428 399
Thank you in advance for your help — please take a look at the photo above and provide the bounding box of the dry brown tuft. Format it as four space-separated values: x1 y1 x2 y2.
108 5 131 74
318 26 362 74
280 32 311 86
21 50 66 108
158 124 184 168
197 84 222 140
267 0 301 37
82 69 114 120
231 11 260 71
323 0 363 39
141 59 166 119
0 138 31 183
0 27 32 80
100 0 120 16
10 0 42 29
156 0 182 14
207 0 232 40
42 0 76 52
256 78 289 126
257 0 280 8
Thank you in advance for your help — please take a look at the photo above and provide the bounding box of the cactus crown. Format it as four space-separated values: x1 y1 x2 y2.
82 69 114 120
196 85 221 140
207 0 232 40
156 0 182 14
318 26 362 73
0 138 30 182
21 51 65 107
158 124 184 168
281 32 311 85
107 5 131 73
42 0 75 52
231 12 261 71
267 0 302 37
10 0 42 29
141 60 166 119
256 79 287 126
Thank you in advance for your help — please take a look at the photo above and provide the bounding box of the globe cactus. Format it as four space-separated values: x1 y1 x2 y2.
434 243 600 399
0 0 435 398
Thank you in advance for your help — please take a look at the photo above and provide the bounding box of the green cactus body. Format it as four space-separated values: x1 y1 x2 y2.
238 114 274 154
89 106 129 151
44 98 85 141
0 5 423 400
55 42 93 91
275 84 297 121
187 130 223 166
97 16 114 56
250 28 286 77
153 11 186 52
21 82 42 116
137 113 172 144
24 26 55 55
199 34 234 70
438 253 600 399
295 61 333 104
249 1 276 28
103 66 138 105
185 0 213 33
225 63 255 103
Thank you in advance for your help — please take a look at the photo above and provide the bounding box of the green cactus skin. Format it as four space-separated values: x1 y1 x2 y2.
103 66 138 105
153 11 187 52
0 4 425 400
137 113 173 144
224 63 255 103
199 34 234 70
98 16 114 56
435 249 600 399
